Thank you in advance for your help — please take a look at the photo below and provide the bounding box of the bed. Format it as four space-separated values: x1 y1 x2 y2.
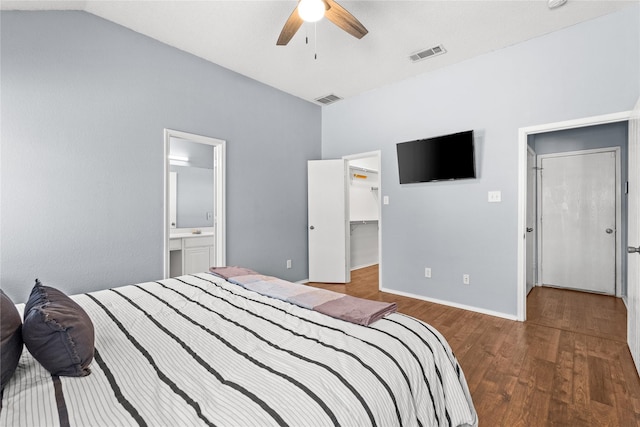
1 272 477 427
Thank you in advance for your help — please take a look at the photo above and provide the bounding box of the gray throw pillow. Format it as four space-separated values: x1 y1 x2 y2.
1 289 23 390
22 280 94 377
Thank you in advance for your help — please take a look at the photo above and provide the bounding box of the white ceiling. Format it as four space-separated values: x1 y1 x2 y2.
2 0 637 104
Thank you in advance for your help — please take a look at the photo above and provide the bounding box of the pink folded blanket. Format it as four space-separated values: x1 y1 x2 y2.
209 266 258 280
208 267 396 326
315 295 398 326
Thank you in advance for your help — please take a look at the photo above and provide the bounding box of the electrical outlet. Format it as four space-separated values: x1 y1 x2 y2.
463 274 470 285
286 259 292 269
424 267 432 278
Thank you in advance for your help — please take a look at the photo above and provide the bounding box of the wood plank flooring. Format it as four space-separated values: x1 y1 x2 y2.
307 265 640 426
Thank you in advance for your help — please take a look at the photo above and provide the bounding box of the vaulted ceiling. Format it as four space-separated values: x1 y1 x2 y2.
2 1 636 104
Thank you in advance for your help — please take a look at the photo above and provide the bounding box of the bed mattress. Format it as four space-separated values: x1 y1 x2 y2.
1 273 477 427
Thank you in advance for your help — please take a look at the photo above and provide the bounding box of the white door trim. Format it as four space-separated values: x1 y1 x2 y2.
164 129 226 278
627 98 640 375
517 111 631 321
343 151 382 289
526 145 537 294
536 147 622 296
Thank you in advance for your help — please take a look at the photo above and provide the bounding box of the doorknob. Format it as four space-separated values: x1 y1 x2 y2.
606 228 614 234
526 227 533 232
309 225 315 230
629 246 640 254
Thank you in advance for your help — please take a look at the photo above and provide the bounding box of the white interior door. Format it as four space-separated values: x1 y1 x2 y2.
540 150 617 294
628 98 640 375
308 160 350 283
526 147 537 294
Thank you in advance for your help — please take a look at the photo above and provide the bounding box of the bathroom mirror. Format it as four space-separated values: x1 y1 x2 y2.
169 138 215 228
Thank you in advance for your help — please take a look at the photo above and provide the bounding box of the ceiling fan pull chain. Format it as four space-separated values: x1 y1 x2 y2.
314 22 318 60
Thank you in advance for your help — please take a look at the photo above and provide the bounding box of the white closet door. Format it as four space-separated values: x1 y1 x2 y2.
540 150 616 294
308 160 350 283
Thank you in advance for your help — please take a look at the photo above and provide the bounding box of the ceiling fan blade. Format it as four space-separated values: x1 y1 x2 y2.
277 5 304 46
324 0 368 39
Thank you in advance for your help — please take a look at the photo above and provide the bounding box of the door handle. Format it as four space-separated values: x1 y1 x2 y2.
526 227 533 232
629 246 640 254
606 228 614 234
309 225 315 230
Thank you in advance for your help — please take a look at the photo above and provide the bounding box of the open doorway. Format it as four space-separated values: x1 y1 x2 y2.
344 152 381 271
306 151 382 287
163 129 226 278
517 112 631 321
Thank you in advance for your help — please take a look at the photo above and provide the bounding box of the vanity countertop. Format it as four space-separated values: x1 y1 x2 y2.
170 231 214 239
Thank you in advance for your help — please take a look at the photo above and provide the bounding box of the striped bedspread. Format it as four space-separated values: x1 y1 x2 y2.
1 273 477 427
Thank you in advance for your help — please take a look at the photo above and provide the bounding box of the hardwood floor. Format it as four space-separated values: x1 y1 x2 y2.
307 265 640 426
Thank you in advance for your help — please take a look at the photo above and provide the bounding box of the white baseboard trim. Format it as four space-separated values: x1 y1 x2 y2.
351 262 378 271
297 279 310 284
380 287 519 321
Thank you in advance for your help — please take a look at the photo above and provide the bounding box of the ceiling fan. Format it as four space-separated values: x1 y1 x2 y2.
277 0 368 46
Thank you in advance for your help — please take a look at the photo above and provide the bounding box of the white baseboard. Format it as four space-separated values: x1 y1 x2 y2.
351 262 378 271
297 277 518 321
380 287 519 321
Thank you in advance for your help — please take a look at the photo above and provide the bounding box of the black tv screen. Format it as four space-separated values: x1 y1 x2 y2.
396 130 476 184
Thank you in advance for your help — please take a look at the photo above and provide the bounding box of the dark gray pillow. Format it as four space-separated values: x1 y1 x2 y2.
23 280 94 377
1 289 23 391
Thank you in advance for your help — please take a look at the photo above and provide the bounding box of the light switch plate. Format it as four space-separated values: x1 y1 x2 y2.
488 191 502 203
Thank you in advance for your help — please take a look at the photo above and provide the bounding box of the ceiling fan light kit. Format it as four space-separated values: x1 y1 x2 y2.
548 0 568 9
277 0 368 46
298 0 326 22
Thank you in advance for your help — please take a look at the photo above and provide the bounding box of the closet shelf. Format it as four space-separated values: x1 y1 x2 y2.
349 165 378 174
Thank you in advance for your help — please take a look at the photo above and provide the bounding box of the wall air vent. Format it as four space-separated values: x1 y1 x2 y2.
315 94 343 105
409 44 446 63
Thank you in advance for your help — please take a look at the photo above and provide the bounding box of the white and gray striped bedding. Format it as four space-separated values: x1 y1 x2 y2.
1 273 478 427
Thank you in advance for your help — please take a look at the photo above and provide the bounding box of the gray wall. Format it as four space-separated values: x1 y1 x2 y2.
1 11 321 303
529 122 629 295
321 6 639 317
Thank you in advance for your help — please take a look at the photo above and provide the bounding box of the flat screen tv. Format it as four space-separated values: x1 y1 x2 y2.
396 130 476 184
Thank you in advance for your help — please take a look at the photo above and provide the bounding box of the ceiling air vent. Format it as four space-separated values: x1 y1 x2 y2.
315 94 343 105
409 44 446 63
